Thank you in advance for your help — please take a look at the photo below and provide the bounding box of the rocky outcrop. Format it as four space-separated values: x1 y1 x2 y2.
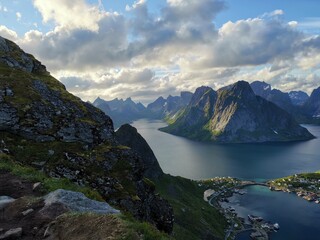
161 81 314 143
115 124 163 179
0 36 47 74
0 228 23 239
0 36 173 233
0 77 114 144
43 189 120 215
303 87 320 119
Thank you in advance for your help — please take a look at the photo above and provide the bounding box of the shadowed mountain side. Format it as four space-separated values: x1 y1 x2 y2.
115 124 163 179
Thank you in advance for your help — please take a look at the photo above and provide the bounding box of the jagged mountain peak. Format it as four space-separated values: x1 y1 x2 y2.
162 81 314 143
251 80 271 90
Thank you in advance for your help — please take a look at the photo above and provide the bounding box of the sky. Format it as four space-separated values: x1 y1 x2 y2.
1 0 320 104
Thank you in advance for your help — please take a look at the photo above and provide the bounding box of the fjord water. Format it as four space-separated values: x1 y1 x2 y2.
132 119 320 181
226 186 320 240
132 119 320 240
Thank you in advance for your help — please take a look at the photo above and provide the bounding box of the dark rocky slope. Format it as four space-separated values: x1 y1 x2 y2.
162 81 314 143
250 81 296 113
0 35 173 233
115 124 163 179
303 87 320 120
289 91 309 106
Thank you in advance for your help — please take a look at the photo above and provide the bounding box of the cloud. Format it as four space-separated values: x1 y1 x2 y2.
19 12 128 71
16 12 22 21
0 6 8 12
32 0 104 31
190 18 305 69
1 1 320 103
0 25 18 41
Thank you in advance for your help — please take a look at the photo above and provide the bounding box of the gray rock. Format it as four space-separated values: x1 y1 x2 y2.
0 196 15 210
0 104 19 130
22 208 34 216
43 189 120 214
0 228 22 239
4 88 13 97
33 182 42 191
48 150 55 156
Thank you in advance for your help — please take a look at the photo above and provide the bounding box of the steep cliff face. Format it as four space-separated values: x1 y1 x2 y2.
304 87 320 119
289 91 309 106
162 81 314 143
161 86 217 139
115 124 163 179
250 81 295 112
0 36 173 233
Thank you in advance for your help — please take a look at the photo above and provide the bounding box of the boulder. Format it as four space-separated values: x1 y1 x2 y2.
0 196 15 210
0 228 22 239
43 189 120 214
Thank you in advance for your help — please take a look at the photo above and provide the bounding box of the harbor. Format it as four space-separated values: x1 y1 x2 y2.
202 178 279 240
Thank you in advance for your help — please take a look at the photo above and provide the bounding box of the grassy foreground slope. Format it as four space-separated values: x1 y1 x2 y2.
0 157 172 240
157 174 227 240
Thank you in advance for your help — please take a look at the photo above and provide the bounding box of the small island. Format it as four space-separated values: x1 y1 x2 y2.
268 172 320 203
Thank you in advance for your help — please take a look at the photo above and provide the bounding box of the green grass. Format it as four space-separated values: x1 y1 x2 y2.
156 174 227 240
121 214 172 240
0 157 104 201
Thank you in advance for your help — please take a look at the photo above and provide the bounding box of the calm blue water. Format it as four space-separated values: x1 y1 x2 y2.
225 186 320 240
132 119 320 240
132 119 320 181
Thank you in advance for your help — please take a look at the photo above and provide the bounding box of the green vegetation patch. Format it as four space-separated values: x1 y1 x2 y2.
156 174 227 240
121 214 172 240
0 157 103 201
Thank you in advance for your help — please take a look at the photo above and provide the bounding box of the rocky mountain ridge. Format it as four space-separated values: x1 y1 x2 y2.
93 97 150 128
250 81 320 124
0 35 173 233
161 81 314 143
147 91 193 118
304 87 320 119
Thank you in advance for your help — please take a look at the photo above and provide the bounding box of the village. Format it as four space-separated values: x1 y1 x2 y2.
268 172 320 204
200 177 278 240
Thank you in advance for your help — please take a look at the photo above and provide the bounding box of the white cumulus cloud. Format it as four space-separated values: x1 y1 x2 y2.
32 0 104 31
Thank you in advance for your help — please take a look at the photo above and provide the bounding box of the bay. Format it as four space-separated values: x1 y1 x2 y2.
132 119 320 181
224 186 320 240
132 119 320 240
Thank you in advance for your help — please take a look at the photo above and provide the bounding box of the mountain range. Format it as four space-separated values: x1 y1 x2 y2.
92 97 150 128
93 91 193 127
147 91 193 118
161 81 314 143
250 81 320 124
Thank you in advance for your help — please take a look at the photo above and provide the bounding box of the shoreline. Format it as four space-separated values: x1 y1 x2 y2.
268 172 320 204
201 177 276 240
202 173 320 239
